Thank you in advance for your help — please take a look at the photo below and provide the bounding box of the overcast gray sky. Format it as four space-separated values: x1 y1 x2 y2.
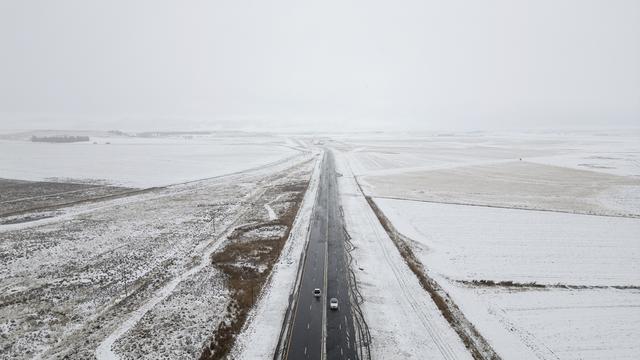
1 0 638 132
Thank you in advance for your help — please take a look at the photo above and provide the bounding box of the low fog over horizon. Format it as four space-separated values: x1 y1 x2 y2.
1 0 639 133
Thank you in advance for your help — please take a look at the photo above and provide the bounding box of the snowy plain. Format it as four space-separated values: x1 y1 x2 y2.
345 131 640 217
0 134 314 360
374 198 640 359
2 130 639 359
336 130 640 360
444 285 640 360
375 198 640 286
337 131 640 179
0 134 298 187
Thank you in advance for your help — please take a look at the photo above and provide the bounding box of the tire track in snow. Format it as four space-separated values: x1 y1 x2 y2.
340 154 465 360
359 194 461 360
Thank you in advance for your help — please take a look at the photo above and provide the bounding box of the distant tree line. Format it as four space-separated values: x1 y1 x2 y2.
31 135 90 143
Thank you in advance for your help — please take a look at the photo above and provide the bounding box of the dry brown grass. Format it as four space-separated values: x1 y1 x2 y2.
462 279 640 291
199 181 308 360
468 280 545 288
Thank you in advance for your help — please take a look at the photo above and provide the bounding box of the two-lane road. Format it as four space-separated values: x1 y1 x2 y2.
284 150 357 360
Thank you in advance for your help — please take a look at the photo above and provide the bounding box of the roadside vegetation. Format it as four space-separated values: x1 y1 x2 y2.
200 182 309 359
462 279 640 290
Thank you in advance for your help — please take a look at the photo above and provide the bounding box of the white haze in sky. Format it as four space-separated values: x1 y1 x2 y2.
0 0 639 132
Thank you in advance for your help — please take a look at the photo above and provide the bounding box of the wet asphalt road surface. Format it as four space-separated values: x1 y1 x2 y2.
285 150 357 360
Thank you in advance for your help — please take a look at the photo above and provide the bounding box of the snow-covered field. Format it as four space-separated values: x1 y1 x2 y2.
334 130 640 359
444 285 640 360
0 133 298 187
3 130 639 359
342 131 640 217
363 161 640 216
376 199 640 286
337 131 640 178
375 198 640 358
0 149 315 359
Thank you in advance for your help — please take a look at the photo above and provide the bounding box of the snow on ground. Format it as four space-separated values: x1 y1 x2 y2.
0 150 314 360
362 161 640 217
375 199 640 286
443 285 640 360
334 130 640 177
373 198 640 359
332 131 640 359
529 152 640 178
521 132 640 178
231 151 321 359
334 150 472 360
342 131 640 217
0 134 298 187
1 181 241 359
340 137 554 178
109 264 229 359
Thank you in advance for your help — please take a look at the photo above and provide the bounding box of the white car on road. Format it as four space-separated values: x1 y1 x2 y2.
329 298 339 310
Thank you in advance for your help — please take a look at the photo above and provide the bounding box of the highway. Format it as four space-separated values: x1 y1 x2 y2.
284 150 357 360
